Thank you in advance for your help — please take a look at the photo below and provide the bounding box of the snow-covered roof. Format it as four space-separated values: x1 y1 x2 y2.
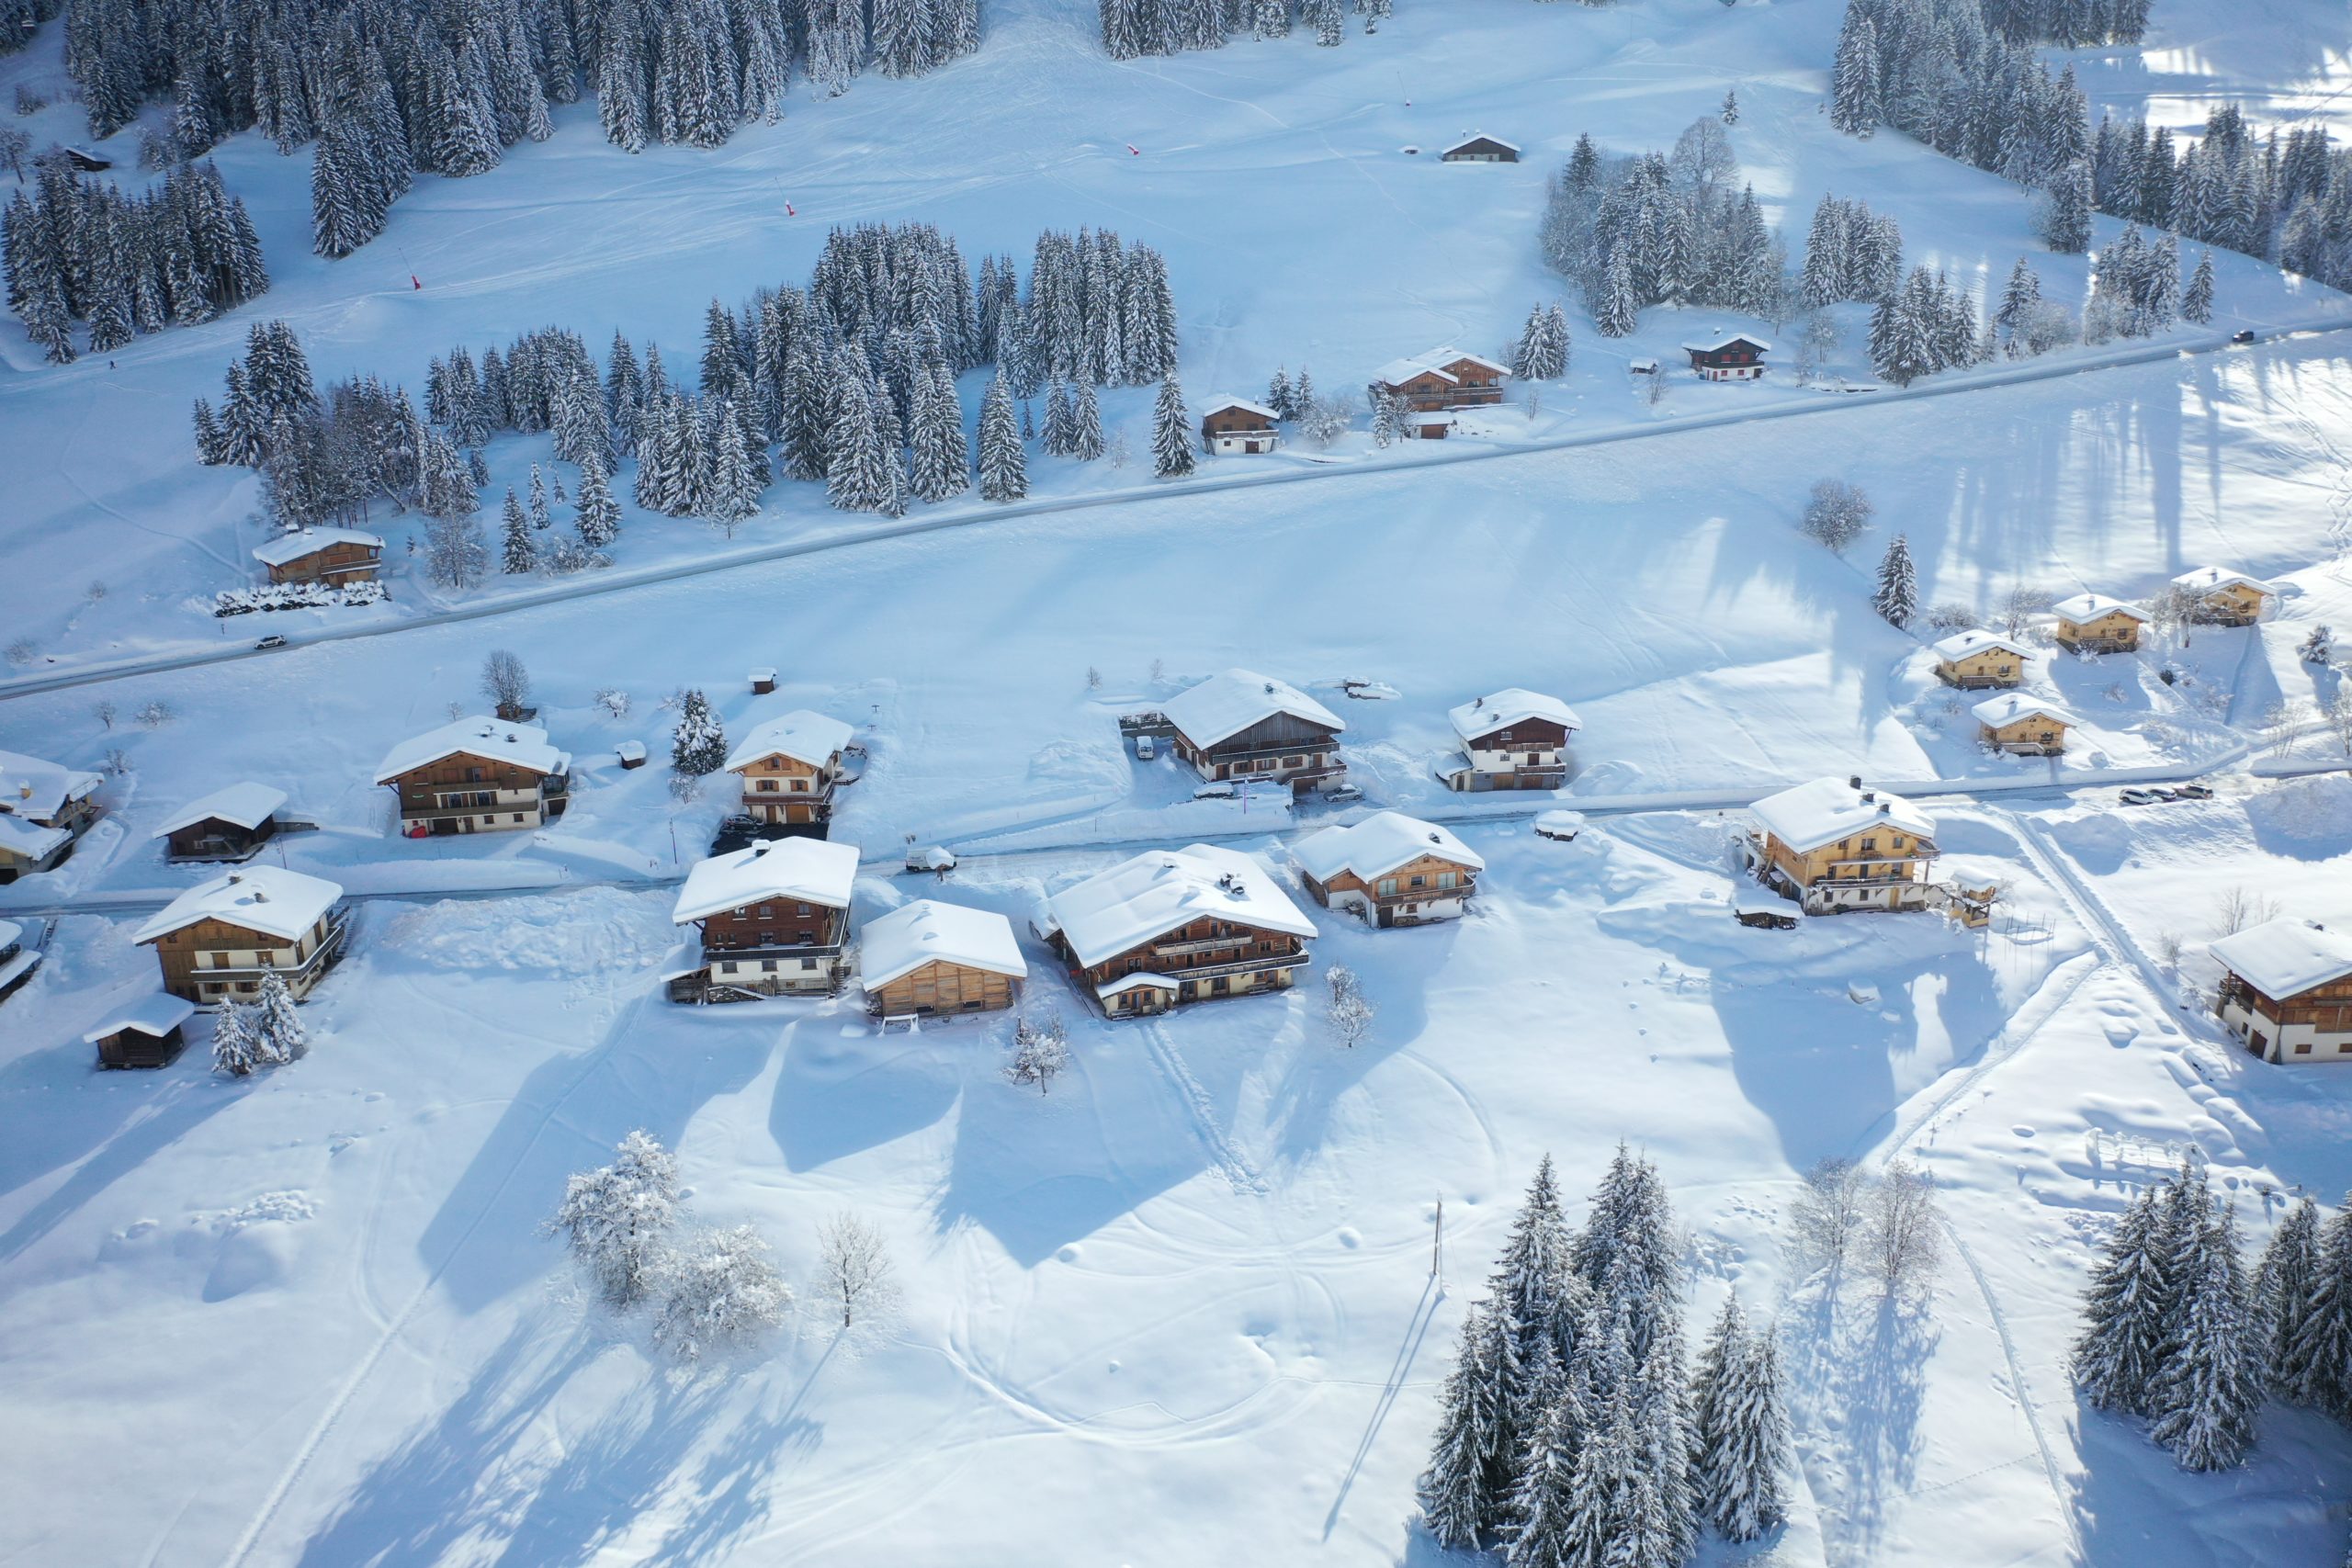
1751 776 1936 854
133 865 344 946
1161 669 1345 750
2052 592 2147 624
615 740 647 762
0 814 68 863
1627 357 1660 372
1448 688 1583 742
250 526 383 567
1973 694 2078 728
2173 565 2274 596
672 838 859 924
860 899 1028 991
1534 808 1587 838
0 748 102 820
150 783 288 840
0 918 20 950
1098 972 1180 999
723 709 854 774
1295 812 1485 884
374 716 569 784
1046 843 1317 968
1374 345 1510 387
1442 134 1521 153
1929 628 2030 662
82 991 196 1043
1680 333 1772 353
1201 395 1280 422
2211 919 2352 998
749 667 777 682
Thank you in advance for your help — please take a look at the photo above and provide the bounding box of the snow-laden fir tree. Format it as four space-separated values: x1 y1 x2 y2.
1692 1295 1790 1540
2149 1201 2261 1471
527 464 551 529
2075 1182 2177 1413
1721 89 1738 125
502 488 536 573
1500 1337 1578 1568
252 969 308 1063
574 450 622 548
1419 1298 1511 1550
976 373 1027 502
1996 256 2042 337
1512 302 1569 380
547 1130 682 1308
671 688 728 775
1152 374 1196 479
1595 245 1638 338
707 405 763 532
2183 251 2215 324
1829 9 1881 137
1041 378 1076 457
650 1224 793 1361
2281 1198 2352 1414
826 377 899 513
909 365 970 502
211 1001 267 1076
1069 380 1106 460
1492 1155 1577 1365
1266 366 1294 421
1872 534 1917 626
2256 1197 2322 1389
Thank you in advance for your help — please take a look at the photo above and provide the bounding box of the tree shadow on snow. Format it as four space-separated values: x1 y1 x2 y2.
769 1025 961 1173
1784 1291 1937 1563
0 1062 236 1267
2067 1392 2352 1568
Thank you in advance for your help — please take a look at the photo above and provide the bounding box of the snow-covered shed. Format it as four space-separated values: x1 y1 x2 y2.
0 918 40 1003
1973 694 2078 756
85 992 198 1069
860 899 1027 1019
1748 776 1939 915
1680 333 1770 380
1200 396 1281 455
723 709 855 827
750 668 778 694
251 526 384 586
1445 688 1581 789
134 865 349 1005
1295 812 1484 926
1040 843 1315 1014
0 747 102 881
151 782 288 863
374 716 571 837
2211 919 2352 1063
1161 669 1346 792
2171 566 2275 626
1441 133 1521 163
671 838 860 999
1930 628 2029 689
2052 592 2149 653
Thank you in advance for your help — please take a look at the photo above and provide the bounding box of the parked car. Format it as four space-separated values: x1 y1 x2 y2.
2232 329 2256 344
1193 782 1236 800
1134 734 1156 761
1320 783 1364 804
2120 787 2164 806
254 634 289 650
2175 783 2215 800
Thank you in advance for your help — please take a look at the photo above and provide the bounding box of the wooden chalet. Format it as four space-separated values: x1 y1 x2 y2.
1441 134 1521 163
134 865 349 1006
152 783 288 863
374 716 571 837
2052 593 2148 654
0 919 40 1005
1160 669 1346 793
859 899 1027 1021
0 748 102 883
1370 346 1510 438
85 992 197 1069
2211 919 2352 1063
1931 629 2029 689
1680 333 1770 381
1444 688 1581 790
1973 693 2076 756
1748 775 1939 915
1200 396 1281 456
2173 566 2274 626
669 838 858 1000
1038 844 1316 1016
251 526 384 586
750 668 778 694
724 709 855 827
1295 812 1485 927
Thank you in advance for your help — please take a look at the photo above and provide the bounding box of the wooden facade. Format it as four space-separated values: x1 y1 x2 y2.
1201 402 1279 455
687 899 848 998
866 958 1018 1020
264 537 381 586
1375 355 1507 412
2187 580 2271 626
145 908 347 1006
2054 606 2145 653
0 788 97 882
1442 135 1519 163
732 750 836 825
1302 852 1478 927
1054 916 1307 1015
1751 791 1939 917
164 813 278 863
1935 644 2025 689
1174 711 1344 792
1455 716 1571 789
2218 969 2352 1062
1684 338 1769 380
385 749 567 836
92 1019 187 1069
1979 711 2071 756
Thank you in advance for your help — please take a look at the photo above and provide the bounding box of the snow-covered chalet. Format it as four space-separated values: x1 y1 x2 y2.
1370 347 1509 438
859 899 1028 1021
1161 669 1346 794
374 716 571 837
2172 566 2274 626
722 709 855 829
252 526 384 587
153 783 288 863
1036 844 1316 1016
669 837 859 1001
0 747 102 882
1931 629 2028 689
1295 812 1484 927
1443 688 1581 790
134 865 349 1006
1747 775 1939 915
1973 694 2076 756
1199 397 1281 456
2052 593 2148 654
2211 919 2352 1063
1681 333 1770 381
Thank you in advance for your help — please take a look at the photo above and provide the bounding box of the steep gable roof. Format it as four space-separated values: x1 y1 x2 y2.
1161 669 1344 750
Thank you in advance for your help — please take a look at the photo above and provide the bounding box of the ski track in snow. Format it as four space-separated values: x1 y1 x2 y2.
1135 1018 1271 1195
1942 1218 2085 1566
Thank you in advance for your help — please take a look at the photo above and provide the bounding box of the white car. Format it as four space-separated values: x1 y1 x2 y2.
1134 734 1156 761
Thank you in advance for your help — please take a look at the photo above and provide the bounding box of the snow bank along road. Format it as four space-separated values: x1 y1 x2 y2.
2 319 2343 705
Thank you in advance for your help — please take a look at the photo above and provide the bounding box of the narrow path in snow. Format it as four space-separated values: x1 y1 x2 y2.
6 322 2348 704
1134 1019 1271 1194
1941 1218 2086 1565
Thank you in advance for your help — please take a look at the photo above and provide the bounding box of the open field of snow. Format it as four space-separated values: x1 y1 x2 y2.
6 0 2352 1558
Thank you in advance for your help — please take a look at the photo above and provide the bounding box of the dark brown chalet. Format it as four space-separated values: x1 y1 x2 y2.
1681 333 1770 381
374 716 571 837
669 838 859 1000
1200 397 1281 456
153 783 288 863
133 865 348 1006
2211 919 2352 1063
1159 669 1347 794
251 527 385 586
1441 134 1521 163
1039 844 1317 1016
1372 347 1510 412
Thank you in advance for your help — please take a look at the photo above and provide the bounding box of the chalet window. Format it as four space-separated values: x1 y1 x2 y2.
2297 1042 2312 1055
1377 877 1398 897
1438 871 1459 890
797 903 811 916
1497 729 1512 742
758 904 774 917
762 960 776 973
757 779 778 792
512 813 525 823
467 768 484 783
792 779 808 791
1283 756 1302 770
797 931 812 944
1409 875 1425 889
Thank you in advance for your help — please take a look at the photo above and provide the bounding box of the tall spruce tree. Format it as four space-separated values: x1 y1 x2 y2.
1151 374 1195 479
1872 534 1918 626
2149 1203 2261 1472
2255 1198 2323 1390
671 688 727 775
976 372 1026 501
2075 1183 2176 1414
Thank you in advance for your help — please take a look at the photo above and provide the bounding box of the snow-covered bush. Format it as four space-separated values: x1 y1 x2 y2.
671 689 727 776
1006 1009 1071 1095
1326 964 1375 1048
594 688 631 719
210 1002 267 1077
1800 479 1873 553
548 1131 683 1309
651 1225 793 1363
212 581 390 616
817 1212 897 1327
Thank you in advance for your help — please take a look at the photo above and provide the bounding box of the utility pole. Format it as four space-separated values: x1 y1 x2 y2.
1432 1194 1444 1288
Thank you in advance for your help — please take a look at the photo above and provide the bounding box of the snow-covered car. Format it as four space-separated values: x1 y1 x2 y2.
253 634 289 650
2119 787 2164 806
1319 783 1364 804
2175 784 2215 800
1134 734 1156 761
1192 782 1236 800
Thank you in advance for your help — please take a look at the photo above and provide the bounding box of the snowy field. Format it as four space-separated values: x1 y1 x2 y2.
6 0 2352 1560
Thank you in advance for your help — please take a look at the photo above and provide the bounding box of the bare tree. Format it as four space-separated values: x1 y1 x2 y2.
2260 699 2312 761
594 686 630 718
1788 1156 1869 1277
2329 688 2352 757
2144 584 2202 647
1327 964 1375 1049
93 700 116 729
1799 479 1873 554
1866 1157 1943 1294
1005 1008 1071 1095
481 649 531 718
136 699 174 728
817 1212 896 1327
2215 886 2281 937
1998 587 2052 638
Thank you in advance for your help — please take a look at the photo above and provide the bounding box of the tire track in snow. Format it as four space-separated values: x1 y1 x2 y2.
1135 1019 1270 1194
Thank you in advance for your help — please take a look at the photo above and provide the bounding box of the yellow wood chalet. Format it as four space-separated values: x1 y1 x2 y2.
1931 630 2029 689
1747 775 1939 915
2052 593 2148 654
1973 693 2077 756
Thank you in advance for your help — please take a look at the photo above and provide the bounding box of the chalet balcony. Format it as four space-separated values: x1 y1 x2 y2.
193 911 352 983
1140 952 1311 986
1205 739 1341 766
1151 934 1298 959
701 937 847 961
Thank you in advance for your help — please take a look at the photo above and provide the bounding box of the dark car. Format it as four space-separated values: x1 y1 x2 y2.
2231 329 2256 344
254 634 289 650
2175 783 2215 800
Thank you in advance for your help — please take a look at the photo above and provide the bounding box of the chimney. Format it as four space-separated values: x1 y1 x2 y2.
1848 774 1861 791
1879 802 1891 816
1860 792 1875 805
251 888 268 902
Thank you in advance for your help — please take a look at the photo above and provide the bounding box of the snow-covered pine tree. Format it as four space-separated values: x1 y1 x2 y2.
1693 1295 1790 1540
1873 534 1918 626
1996 256 2041 335
671 688 728 775
2074 1182 2177 1413
910 364 969 502
211 1000 266 1077
1041 378 1074 457
706 405 762 532
1266 366 1294 421
826 377 898 513
1419 1297 1506 1551
1829 8 1881 137
527 464 551 529
977 372 1027 501
574 449 622 548
502 488 537 573
1152 374 1195 479
2150 1202 2261 1471
547 1130 682 1308
1722 89 1738 125
2183 251 2215 324
1069 380 1106 461
1491 1155 1577 1363
1500 1337 1579 1568
2256 1197 2322 1390
252 969 308 1063
1597 244 1638 337
2281 1198 2352 1414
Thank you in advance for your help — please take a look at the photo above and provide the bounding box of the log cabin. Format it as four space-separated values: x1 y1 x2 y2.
85 992 196 1069
1748 775 1939 915
670 837 859 1000
1295 812 1485 927
1199 397 1281 456
0 748 102 882
859 899 1027 1020
2051 593 2148 653
0 918 40 1004
1037 843 1316 1016
1370 347 1510 421
152 783 288 863
1162 669 1346 794
2210 919 2352 1063
1973 693 2076 756
1441 134 1521 163
723 709 855 827
374 716 571 837
1444 688 1581 790
1931 629 2029 689
2172 566 2275 626
134 865 349 1006
251 526 385 586
1680 333 1770 381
